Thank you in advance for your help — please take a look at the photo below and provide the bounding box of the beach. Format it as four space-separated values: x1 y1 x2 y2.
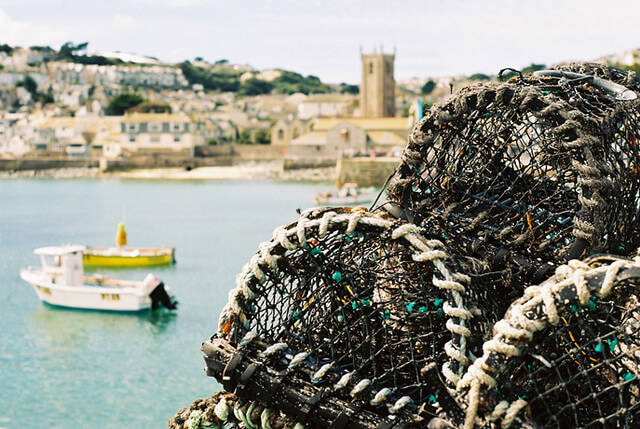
0 161 337 182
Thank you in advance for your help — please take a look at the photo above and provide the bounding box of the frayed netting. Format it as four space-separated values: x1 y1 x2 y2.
172 64 640 428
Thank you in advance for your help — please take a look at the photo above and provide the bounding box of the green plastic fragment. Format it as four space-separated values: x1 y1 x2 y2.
332 271 342 282
292 311 300 320
437 308 444 316
428 395 436 404
418 306 427 313
608 337 619 353
352 301 359 310
624 373 635 381
337 314 344 322
594 343 603 353
434 298 444 307
587 296 597 311
570 304 581 313
361 299 371 307
541 90 550 95
310 247 322 255
344 235 352 243
381 311 391 320
406 302 416 312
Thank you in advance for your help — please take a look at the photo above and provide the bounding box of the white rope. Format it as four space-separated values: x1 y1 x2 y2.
441 361 460 385
311 362 334 383
460 256 640 428
501 399 528 428
318 211 337 237
370 388 392 406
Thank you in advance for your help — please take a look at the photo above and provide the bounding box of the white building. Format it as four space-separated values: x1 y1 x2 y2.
120 112 201 157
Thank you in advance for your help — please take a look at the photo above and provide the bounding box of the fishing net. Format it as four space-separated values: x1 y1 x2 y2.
383 62 640 354
457 255 640 428
170 63 640 429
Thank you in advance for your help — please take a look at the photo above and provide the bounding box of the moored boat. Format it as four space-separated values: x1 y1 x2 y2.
83 246 176 267
82 222 176 267
313 183 378 205
20 245 177 312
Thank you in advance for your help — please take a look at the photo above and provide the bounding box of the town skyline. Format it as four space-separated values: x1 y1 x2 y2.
0 0 639 84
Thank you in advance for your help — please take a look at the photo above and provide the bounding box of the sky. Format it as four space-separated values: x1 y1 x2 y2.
0 0 639 84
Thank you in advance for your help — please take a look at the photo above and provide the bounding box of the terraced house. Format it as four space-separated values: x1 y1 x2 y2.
120 112 202 158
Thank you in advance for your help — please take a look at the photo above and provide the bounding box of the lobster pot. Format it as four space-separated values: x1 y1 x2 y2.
209 207 475 426
456 255 640 428
385 63 640 334
169 65 640 429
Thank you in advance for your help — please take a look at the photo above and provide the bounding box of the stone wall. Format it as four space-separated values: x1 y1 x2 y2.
0 158 98 172
336 157 399 188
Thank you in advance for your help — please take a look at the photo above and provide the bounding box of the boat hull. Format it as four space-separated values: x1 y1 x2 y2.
20 270 152 312
83 247 175 267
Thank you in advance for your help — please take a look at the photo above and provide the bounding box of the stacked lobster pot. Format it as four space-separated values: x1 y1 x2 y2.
170 63 640 429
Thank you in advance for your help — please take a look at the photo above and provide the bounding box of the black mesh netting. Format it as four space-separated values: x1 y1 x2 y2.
170 64 640 429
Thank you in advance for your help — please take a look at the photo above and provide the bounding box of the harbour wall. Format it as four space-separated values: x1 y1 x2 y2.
336 157 399 188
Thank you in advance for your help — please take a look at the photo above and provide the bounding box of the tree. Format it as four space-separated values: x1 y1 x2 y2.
57 41 89 61
180 61 241 92
237 129 252 144
0 44 14 55
16 75 54 104
254 129 270 144
238 78 273 96
340 84 359 95
128 101 172 113
106 93 145 115
17 75 38 95
469 73 490 81
421 80 436 95
522 63 546 74
271 71 330 95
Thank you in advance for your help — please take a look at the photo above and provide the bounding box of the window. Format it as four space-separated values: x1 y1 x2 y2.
173 123 183 132
174 136 181 142
148 122 161 132
278 129 284 140
127 123 138 132
369 62 373 74
129 136 136 142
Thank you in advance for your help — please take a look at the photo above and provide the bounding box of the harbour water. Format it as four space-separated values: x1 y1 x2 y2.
0 177 320 428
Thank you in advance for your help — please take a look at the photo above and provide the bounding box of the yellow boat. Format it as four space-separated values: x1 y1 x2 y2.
82 222 176 267
82 247 176 267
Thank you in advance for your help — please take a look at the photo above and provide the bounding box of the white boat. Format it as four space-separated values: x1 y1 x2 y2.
20 245 177 312
313 183 378 205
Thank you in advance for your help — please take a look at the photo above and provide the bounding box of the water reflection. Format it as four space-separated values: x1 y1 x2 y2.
30 305 178 348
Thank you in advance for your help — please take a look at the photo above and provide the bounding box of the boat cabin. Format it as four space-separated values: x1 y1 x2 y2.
34 245 86 287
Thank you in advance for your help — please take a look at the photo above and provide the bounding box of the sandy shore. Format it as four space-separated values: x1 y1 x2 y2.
0 161 337 182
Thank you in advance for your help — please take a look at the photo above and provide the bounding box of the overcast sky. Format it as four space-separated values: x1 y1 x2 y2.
0 0 638 84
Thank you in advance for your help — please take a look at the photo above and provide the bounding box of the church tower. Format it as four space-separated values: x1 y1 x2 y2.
360 50 396 117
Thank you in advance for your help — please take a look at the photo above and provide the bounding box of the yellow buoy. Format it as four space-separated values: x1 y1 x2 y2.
115 222 127 247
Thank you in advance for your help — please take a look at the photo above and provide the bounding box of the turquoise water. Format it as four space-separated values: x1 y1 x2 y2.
0 178 319 428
